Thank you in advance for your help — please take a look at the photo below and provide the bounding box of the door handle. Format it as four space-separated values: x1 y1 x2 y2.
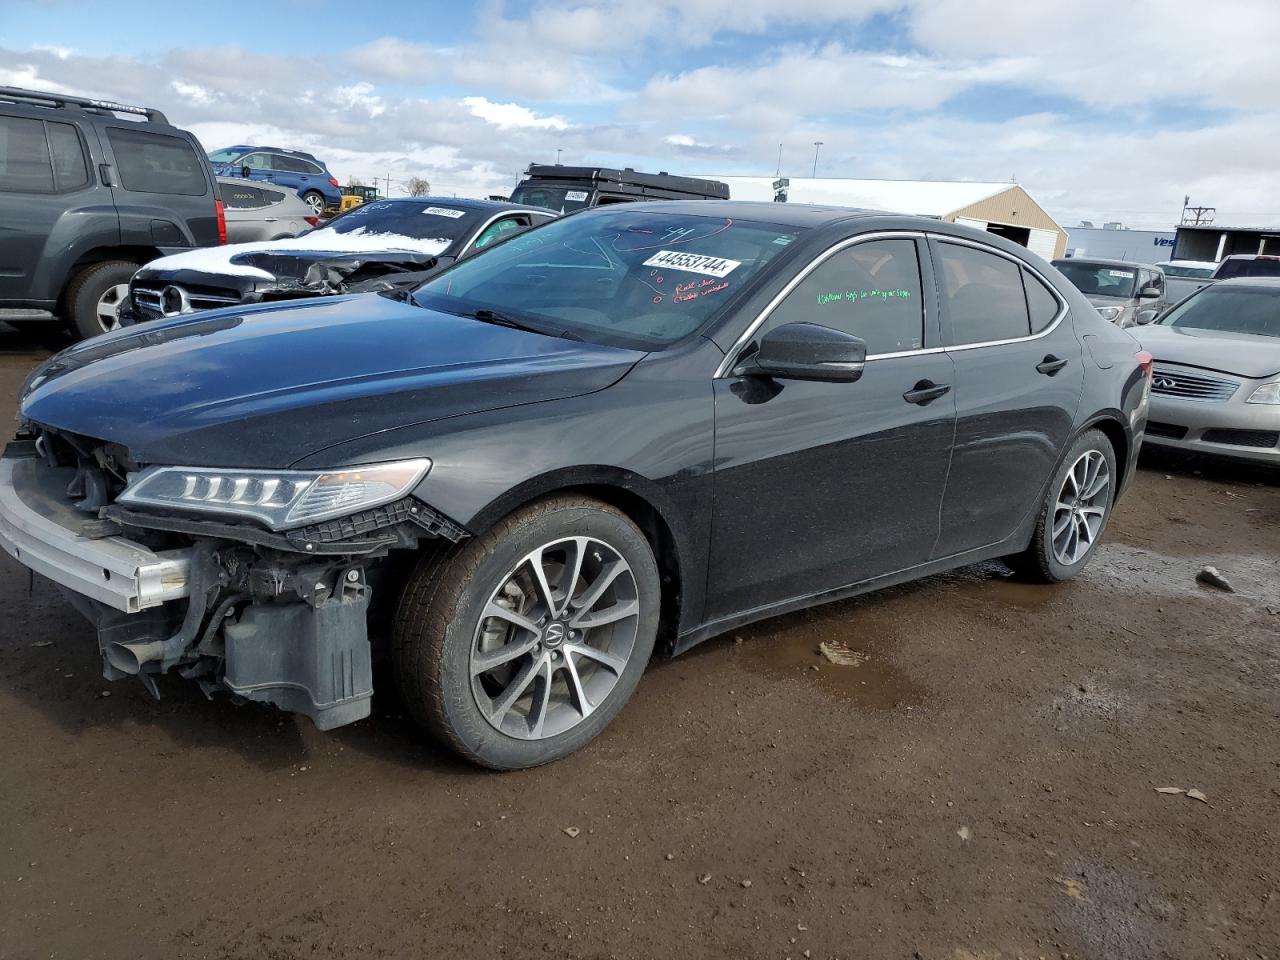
1036 355 1069 376
903 380 951 405
262 217 278 222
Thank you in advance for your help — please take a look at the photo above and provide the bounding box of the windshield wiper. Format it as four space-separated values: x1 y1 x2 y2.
466 308 547 335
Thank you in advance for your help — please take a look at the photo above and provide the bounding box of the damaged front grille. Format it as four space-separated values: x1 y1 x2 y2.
133 282 243 319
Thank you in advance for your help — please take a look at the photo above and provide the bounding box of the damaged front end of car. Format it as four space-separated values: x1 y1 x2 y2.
0 427 467 729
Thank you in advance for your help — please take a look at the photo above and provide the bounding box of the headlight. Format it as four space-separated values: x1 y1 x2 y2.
1095 305 1124 323
1246 381 1280 405
117 459 431 531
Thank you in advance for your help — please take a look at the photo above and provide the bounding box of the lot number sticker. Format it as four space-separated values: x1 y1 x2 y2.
1106 269 1135 278
422 206 466 218
642 250 741 278
565 190 589 201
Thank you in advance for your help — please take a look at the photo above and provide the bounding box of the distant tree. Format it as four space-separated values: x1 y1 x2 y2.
405 176 431 197
348 176 365 187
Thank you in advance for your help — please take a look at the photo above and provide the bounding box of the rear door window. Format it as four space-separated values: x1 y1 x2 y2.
105 127 208 196
46 121 88 191
763 237 925 354
0 115 54 192
272 154 311 174
936 241 1031 344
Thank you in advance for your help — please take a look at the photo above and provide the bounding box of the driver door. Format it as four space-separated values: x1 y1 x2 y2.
706 234 957 620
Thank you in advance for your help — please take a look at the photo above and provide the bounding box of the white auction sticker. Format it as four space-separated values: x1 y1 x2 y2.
642 250 741 278
422 206 466 218
1106 269 1135 278
565 190 588 201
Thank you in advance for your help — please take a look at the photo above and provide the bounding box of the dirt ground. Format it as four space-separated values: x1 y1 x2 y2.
0 327 1277 960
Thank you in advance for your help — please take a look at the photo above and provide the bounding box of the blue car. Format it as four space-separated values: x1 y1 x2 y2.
207 145 343 216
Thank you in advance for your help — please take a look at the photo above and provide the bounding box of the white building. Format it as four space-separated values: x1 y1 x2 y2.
703 176 1068 259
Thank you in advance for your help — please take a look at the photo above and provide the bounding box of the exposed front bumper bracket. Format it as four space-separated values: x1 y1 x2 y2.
0 455 193 613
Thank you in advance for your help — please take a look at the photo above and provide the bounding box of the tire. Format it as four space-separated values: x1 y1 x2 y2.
64 260 136 339
393 495 661 770
301 191 325 215
1010 428 1117 583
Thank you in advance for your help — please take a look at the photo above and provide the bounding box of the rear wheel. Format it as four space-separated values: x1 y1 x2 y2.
393 495 660 769
64 260 136 339
301 190 325 216
1010 429 1117 582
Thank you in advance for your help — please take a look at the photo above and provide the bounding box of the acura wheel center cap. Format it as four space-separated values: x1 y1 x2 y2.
541 620 569 649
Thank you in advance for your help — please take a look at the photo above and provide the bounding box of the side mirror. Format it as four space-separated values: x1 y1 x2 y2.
734 322 867 383
240 165 251 179
1134 312 1157 325
1138 284 1162 299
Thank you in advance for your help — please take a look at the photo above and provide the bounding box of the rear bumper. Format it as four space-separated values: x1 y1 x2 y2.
0 453 193 613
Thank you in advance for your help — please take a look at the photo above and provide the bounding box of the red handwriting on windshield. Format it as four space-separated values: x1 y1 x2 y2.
672 277 729 304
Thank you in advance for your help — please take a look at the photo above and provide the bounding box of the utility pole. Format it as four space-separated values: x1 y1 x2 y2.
812 141 823 178
776 142 782 178
555 148 562 164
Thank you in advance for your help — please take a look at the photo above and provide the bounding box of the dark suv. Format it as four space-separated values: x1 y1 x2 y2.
509 164 729 213
0 87 224 339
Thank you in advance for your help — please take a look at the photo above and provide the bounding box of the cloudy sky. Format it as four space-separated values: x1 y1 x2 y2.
4 0 1279 229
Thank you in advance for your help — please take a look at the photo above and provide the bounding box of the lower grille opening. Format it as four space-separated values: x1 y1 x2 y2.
1145 421 1189 440
1201 428 1280 449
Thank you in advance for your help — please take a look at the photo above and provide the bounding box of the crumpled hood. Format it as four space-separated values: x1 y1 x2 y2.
21 295 644 468
1139 323 1280 379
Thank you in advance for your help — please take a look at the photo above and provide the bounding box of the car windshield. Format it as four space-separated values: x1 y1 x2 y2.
1158 285 1280 338
319 200 477 244
207 149 244 164
413 207 803 349
1054 261 1138 298
508 182 592 213
1213 257 1280 279
1161 263 1215 279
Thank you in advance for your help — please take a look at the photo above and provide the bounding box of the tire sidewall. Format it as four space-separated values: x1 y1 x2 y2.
1038 429 1118 580
433 502 660 769
70 261 136 340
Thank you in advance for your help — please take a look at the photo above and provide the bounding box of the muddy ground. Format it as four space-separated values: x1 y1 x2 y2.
0 327 1277 960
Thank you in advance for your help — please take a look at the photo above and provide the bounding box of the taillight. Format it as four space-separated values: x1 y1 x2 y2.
1136 349 1153 378
328 177 339 188
304 216 319 227
215 199 227 245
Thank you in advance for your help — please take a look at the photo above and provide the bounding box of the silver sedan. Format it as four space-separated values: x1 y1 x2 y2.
217 176 317 242
1139 278 1280 464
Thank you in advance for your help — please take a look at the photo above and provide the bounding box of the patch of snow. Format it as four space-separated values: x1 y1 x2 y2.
146 227 454 279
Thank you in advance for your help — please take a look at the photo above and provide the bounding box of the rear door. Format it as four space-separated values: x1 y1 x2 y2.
929 236 1084 557
0 113 107 305
99 123 219 247
268 153 306 194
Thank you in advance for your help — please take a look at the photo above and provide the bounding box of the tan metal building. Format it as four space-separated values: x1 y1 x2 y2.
707 176 1069 260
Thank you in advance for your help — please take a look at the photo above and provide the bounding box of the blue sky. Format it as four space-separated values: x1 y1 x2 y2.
4 0 1279 228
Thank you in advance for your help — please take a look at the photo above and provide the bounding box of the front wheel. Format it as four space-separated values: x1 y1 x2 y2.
1009 429 1117 583
393 495 661 769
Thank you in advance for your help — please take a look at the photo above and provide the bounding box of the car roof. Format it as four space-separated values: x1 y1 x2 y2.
1052 256 1160 269
1214 277 1280 288
1158 259 1217 268
582 199 890 227
219 145 321 161
1222 253 1280 260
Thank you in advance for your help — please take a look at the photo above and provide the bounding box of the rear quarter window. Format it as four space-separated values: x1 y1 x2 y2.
106 127 208 196
936 241 1032 344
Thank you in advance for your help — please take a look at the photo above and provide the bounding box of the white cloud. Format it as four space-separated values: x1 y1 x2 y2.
463 96 570 130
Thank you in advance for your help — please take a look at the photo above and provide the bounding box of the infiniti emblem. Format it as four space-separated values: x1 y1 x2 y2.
159 284 190 317
1153 377 1178 389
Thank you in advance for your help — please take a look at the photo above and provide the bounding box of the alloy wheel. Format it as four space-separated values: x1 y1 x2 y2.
95 283 129 333
471 536 640 740
1052 449 1110 566
304 193 325 215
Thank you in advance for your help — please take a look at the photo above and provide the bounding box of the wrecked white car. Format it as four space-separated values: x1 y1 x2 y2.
124 198 556 323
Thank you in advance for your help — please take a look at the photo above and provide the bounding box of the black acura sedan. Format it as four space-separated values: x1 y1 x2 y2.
2 202 1150 769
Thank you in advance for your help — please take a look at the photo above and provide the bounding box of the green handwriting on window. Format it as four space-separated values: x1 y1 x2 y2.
815 289 912 306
